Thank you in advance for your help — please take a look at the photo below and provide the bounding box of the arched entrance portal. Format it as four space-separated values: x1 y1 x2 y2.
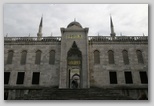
67 41 82 89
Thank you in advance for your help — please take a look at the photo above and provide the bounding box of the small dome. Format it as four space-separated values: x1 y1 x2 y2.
67 21 82 28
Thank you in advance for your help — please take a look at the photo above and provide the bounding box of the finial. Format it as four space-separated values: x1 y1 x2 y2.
143 33 145 36
110 15 113 27
120 32 122 36
110 13 111 17
29 33 30 37
110 14 112 19
98 32 100 36
74 18 76 22
110 14 116 37
51 32 52 36
6 33 8 37
39 15 43 27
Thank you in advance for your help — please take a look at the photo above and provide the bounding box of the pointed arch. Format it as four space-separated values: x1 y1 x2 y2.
35 50 41 64
7 50 14 64
49 50 55 65
67 41 82 88
67 41 81 57
108 50 114 64
136 50 144 64
20 50 27 65
122 50 129 65
94 50 100 64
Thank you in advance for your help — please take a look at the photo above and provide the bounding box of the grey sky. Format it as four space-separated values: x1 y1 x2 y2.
3 4 148 37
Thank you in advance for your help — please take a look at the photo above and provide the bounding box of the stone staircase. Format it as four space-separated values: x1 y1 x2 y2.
16 87 134 100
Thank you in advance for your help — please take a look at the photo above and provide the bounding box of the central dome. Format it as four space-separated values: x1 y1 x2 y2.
67 21 82 28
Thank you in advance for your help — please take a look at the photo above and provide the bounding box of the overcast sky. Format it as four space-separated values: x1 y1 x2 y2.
3 4 148 37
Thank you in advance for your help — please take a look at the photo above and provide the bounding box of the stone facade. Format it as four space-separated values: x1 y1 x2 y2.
89 41 148 87
59 23 89 88
4 42 61 87
4 21 148 100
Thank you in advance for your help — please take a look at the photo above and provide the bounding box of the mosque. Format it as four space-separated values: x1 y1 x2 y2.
4 16 148 100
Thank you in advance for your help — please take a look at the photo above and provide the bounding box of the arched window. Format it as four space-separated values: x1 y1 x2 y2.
49 50 55 65
7 50 14 64
20 50 27 65
35 50 41 65
136 50 144 64
108 50 114 64
122 50 129 65
94 50 100 64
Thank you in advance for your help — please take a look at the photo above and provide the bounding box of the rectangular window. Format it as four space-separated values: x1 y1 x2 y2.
139 71 148 84
109 71 117 84
32 72 40 84
4 72 10 84
16 72 25 84
125 72 133 84
4 90 9 100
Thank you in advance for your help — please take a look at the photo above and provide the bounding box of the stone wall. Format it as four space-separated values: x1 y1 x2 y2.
89 41 148 88
4 35 148 100
4 42 61 87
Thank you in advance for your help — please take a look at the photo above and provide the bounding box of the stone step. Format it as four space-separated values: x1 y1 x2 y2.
15 88 134 100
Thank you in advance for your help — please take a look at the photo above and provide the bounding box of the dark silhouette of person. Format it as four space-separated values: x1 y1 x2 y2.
72 80 78 89
72 80 75 88
74 80 78 88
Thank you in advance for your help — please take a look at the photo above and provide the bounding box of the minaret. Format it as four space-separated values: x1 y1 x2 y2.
37 16 43 40
110 16 116 37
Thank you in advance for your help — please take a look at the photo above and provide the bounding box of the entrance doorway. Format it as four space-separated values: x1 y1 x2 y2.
67 41 82 89
69 68 80 88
